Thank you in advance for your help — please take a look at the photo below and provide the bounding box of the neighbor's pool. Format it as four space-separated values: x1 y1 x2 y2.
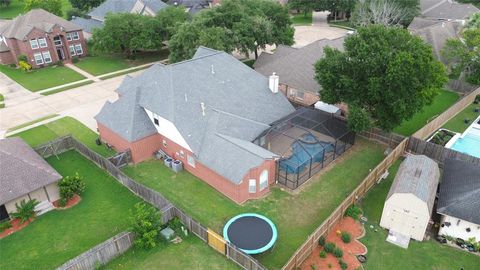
450 128 480 158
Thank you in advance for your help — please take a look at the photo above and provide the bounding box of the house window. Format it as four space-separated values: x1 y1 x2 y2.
75 44 83 55
30 39 39 49
162 139 167 148
33 53 44 65
249 179 256 193
69 45 76 56
66 33 72 41
296 90 305 100
259 170 269 191
179 150 185 158
42 51 52 63
187 155 195 168
38 38 47 48
153 117 159 126
72 32 79 40
53 36 62 46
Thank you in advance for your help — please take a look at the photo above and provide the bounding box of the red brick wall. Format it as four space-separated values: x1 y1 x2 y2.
279 83 320 107
0 51 15 65
97 122 277 204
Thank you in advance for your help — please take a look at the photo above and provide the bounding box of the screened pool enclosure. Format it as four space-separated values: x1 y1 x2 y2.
253 107 355 189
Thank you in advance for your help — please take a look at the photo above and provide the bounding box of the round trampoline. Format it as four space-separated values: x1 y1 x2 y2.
223 213 277 254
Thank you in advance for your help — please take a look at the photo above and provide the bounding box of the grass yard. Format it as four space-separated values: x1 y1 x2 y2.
0 151 142 270
10 116 115 157
0 0 72 19
442 102 480 133
328 20 355 30
105 235 239 270
123 138 386 269
291 11 313 25
75 50 170 76
359 160 480 270
0 64 85 92
393 90 460 136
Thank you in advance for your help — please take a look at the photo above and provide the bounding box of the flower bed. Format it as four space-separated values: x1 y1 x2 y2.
427 129 457 146
0 218 32 239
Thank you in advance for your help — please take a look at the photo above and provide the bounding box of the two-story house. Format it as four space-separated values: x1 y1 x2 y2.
0 9 87 68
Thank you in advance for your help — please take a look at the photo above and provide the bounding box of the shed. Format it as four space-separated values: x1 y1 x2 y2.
380 155 440 247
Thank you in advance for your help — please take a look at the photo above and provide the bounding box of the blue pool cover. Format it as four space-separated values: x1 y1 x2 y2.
450 130 480 158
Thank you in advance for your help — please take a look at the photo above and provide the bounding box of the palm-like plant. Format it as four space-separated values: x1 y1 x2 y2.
10 199 39 224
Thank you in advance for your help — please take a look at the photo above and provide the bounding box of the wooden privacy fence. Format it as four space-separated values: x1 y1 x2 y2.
407 136 480 166
358 127 406 147
281 138 409 270
57 232 134 270
36 136 265 270
412 87 480 140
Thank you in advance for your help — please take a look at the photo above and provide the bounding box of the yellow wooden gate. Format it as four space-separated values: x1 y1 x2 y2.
207 229 226 254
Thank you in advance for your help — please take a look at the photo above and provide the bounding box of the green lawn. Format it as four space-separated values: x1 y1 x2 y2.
359 160 480 270
393 90 460 136
0 64 85 92
0 0 72 19
328 20 355 30
76 50 170 76
123 139 385 269
0 93 4 109
291 11 313 25
10 116 115 157
105 235 239 270
0 151 142 270
442 102 480 133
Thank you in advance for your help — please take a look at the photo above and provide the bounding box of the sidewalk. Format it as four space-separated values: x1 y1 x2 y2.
65 63 100 82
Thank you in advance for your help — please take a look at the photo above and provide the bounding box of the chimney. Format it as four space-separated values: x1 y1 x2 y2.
269 72 279 93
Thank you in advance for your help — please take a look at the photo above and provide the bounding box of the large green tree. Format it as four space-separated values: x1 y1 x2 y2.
156 6 189 40
315 25 447 132
442 28 480 85
69 0 104 11
25 0 63 17
288 0 314 16
91 13 163 57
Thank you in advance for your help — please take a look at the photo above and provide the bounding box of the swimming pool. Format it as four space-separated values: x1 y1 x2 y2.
448 116 480 158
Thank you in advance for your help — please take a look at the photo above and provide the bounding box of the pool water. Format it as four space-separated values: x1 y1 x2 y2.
450 129 480 158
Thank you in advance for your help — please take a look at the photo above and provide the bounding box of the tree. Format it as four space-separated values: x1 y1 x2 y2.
24 0 63 17
129 203 162 249
11 199 39 224
315 25 447 132
288 0 314 17
442 28 480 85
69 0 105 12
467 13 480 29
0 0 11 8
92 13 163 57
351 0 419 27
66 7 85 20
156 6 189 40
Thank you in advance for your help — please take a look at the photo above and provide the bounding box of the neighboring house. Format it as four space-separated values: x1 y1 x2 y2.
254 38 344 107
437 158 480 242
95 47 295 204
72 0 169 38
0 9 87 68
408 17 462 63
380 155 440 248
167 0 213 14
0 138 62 222
420 0 480 21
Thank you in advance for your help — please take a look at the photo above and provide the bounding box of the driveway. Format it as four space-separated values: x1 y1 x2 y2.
293 11 348 48
0 72 42 107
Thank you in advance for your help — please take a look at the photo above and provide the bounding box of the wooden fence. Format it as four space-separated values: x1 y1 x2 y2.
358 127 406 147
407 136 480 167
281 138 409 270
412 87 480 140
36 136 266 270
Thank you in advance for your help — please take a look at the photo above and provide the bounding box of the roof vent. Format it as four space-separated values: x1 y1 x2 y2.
184 93 188 102
414 168 422 178
200 102 206 116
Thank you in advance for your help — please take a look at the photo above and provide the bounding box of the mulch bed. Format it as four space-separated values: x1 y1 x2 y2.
301 217 367 270
53 194 81 209
0 218 32 239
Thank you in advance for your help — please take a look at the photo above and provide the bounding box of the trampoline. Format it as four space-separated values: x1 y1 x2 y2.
223 213 277 254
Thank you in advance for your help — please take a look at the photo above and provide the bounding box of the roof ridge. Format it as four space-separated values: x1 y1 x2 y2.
0 146 60 179
212 108 270 128
215 133 276 159
169 48 223 66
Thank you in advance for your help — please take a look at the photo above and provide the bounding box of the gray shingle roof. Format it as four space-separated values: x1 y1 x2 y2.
254 38 344 94
0 137 62 205
437 158 480 225
421 0 480 20
70 17 103 34
167 0 212 14
89 0 168 20
0 9 82 41
387 155 440 212
0 41 9 52
96 47 295 184
408 17 462 63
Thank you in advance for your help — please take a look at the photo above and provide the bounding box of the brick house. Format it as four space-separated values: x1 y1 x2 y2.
254 37 344 107
0 9 87 68
95 47 295 204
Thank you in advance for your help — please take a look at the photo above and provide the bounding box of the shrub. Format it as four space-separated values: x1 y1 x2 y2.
18 61 32 72
55 60 64 66
10 199 39 223
72 57 79 64
0 221 12 232
319 250 327 258
339 259 348 270
167 217 183 233
58 197 68 207
310 264 317 270
66 7 85 20
333 247 344 258
318 235 326 246
58 173 86 201
17 54 28 62
324 242 336 253
341 231 351 243
345 204 363 220
9 63 16 68
130 202 162 249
